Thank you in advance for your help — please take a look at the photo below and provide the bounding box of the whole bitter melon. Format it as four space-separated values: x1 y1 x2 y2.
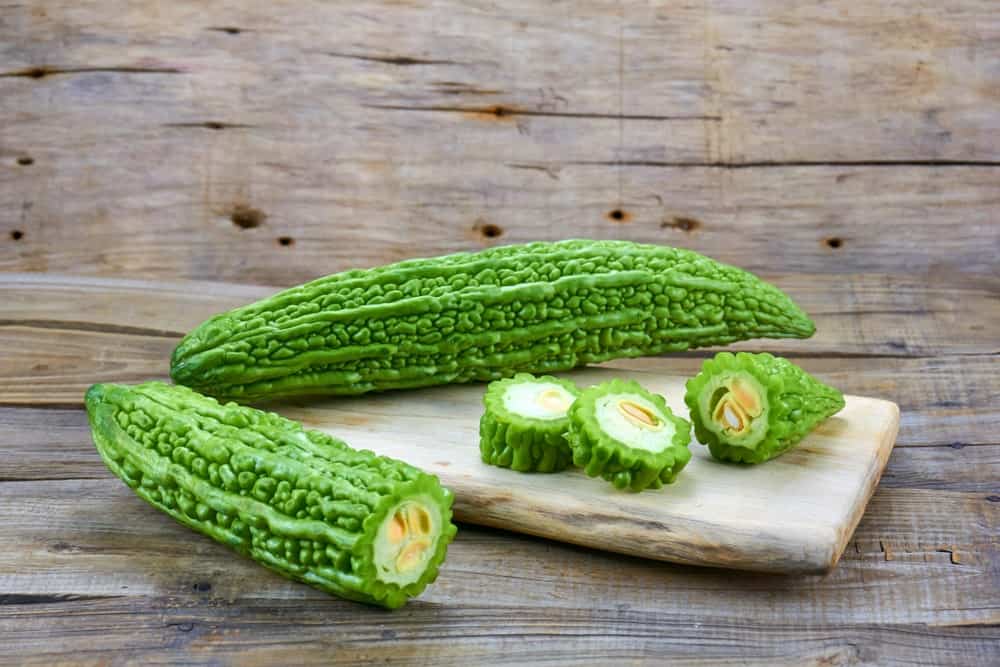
684 352 845 464
480 373 579 473
85 381 457 608
171 240 816 401
568 379 692 492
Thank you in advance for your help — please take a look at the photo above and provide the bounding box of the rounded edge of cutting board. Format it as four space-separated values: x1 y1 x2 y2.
823 397 901 572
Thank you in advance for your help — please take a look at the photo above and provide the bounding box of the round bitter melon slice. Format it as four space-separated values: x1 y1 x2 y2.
684 351 845 464
567 379 691 491
479 373 580 473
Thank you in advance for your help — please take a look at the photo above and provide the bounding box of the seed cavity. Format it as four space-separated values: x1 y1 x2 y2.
618 400 662 430
383 502 435 574
708 377 763 435
712 397 749 434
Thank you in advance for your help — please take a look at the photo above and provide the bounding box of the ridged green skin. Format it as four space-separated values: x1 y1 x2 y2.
84 381 457 609
171 240 816 400
567 379 692 492
684 352 845 464
479 373 579 473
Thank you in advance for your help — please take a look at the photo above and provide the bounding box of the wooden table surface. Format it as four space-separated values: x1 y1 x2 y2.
1 2 997 664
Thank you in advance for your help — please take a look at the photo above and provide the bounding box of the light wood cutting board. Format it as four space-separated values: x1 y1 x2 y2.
273 366 899 574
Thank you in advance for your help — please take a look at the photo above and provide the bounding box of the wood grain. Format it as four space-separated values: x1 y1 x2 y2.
1 0 998 662
1 599 997 667
0 479 993 622
0 479 995 665
1 2 998 285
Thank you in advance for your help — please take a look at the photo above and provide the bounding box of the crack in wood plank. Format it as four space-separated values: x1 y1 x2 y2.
325 51 457 66
362 104 722 122
161 122 255 130
504 163 561 179
0 66 183 78
0 594 119 606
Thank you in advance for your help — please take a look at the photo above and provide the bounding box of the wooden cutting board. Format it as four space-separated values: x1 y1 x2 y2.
274 366 899 574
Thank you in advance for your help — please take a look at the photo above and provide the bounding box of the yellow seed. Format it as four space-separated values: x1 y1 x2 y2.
729 378 762 417
387 512 407 544
407 504 432 536
395 539 431 572
618 400 662 429
536 388 571 413
713 397 749 433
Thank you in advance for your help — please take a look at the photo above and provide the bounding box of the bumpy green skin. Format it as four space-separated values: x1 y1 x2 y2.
684 352 846 464
171 240 816 400
84 381 457 609
479 373 579 473
567 379 692 492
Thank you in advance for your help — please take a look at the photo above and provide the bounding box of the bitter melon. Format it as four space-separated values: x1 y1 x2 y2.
171 240 816 400
480 373 579 473
85 381 457 609
684 352 845 464
567 379 692 492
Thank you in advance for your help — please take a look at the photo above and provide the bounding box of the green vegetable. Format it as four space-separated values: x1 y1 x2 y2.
684 352 845 464
171 240 816 400
480 373 579 472
567 379 691 491
85 381 457 609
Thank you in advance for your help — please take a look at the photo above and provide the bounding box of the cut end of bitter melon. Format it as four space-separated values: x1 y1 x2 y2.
373 496 445 587
695 369 770 450
684 352 846 464
568 379 691 492
502 379 576 421
480 373 580 473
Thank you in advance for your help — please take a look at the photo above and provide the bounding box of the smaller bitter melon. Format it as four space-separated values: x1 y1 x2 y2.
684 352 845 464
85 381 457 608
568 379 691 491
479 373 580 473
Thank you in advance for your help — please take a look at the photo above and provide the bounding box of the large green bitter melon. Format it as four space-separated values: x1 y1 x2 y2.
684 352 845 464
171 240 816 400
85 381 457 608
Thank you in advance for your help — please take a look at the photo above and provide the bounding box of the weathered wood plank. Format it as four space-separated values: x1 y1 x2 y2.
0 479 996 627
0 408 104 481
1 1 997 284
3 159 998 283
709 0 1000 163
0 327 172 404
1 597 998 667
880 444 1000 493
1 1 996 158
